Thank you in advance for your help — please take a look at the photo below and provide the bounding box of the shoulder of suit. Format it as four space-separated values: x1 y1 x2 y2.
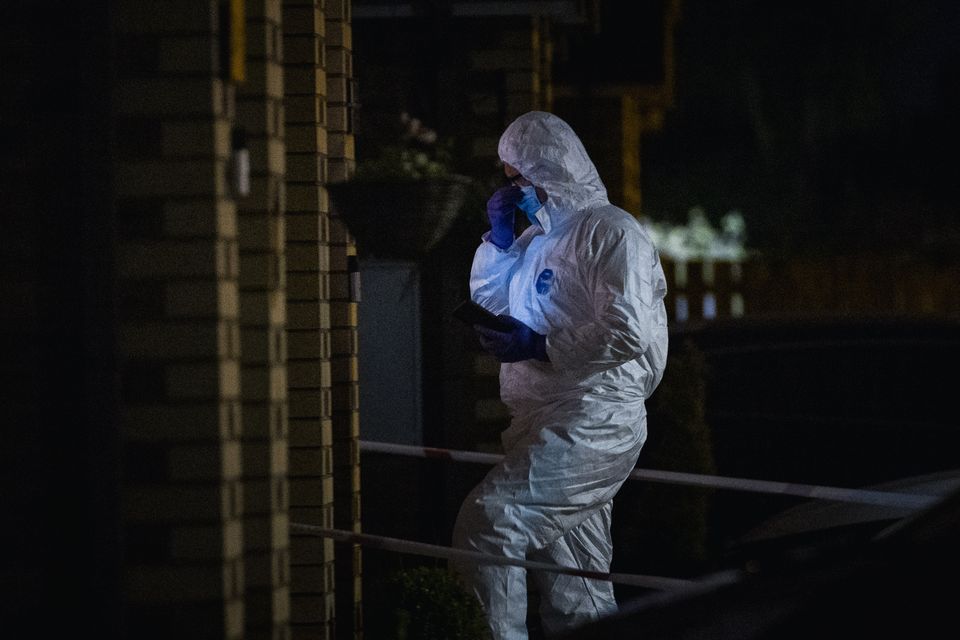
579 204 646 236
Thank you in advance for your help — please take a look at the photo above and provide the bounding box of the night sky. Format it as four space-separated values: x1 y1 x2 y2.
638 0 960 256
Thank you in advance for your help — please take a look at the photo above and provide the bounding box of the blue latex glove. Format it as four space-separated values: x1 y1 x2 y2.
486 185 522 249
475 315 549 363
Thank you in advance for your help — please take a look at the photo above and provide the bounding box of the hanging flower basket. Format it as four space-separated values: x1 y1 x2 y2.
327 174 474 260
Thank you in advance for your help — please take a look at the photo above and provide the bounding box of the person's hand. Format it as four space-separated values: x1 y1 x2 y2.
475 315 548 363
486 186 521 249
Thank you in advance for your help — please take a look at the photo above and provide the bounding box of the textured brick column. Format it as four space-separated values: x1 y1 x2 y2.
465 19 543 160
536 15 554 112
237 2 291 639
324 2 362 638
502 22 540 119
114 2 245 636
283 1 337 638
621 93 643 215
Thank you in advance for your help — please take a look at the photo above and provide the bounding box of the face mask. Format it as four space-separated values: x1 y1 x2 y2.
516 185 543 225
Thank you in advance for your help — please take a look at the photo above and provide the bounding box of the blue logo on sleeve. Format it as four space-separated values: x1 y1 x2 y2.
535 268 554 294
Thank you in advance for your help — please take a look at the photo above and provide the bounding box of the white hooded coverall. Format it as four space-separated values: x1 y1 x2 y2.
452 111 669 639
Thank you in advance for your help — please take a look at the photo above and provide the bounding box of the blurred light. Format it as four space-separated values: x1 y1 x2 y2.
675 295 689 323
702 293 717 319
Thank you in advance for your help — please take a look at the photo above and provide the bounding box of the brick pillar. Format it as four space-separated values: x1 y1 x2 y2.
324 2 362 638
114 2 245 636
237 2 291 639
464 18 544 157
283 1 337 638
502 21 539 120
536 15 554 112
621 94 643 215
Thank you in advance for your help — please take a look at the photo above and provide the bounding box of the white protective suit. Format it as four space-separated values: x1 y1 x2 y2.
451 111 669 639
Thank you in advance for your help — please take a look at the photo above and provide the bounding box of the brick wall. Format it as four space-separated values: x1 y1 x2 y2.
112 1 359 637
237 2 291 638
282 1 340 638
462 15 553 161
113 1 245 636
323 1 362 634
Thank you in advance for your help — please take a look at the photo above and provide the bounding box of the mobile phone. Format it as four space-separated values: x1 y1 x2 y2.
452 300 514 332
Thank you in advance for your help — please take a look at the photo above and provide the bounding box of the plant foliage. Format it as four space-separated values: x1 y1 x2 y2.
365 565 491 640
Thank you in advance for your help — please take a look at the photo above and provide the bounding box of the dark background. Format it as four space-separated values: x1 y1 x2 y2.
640 0 960 256
352 1 960 613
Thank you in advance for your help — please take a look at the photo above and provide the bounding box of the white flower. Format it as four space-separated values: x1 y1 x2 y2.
647 206 748 260
722 210 746 238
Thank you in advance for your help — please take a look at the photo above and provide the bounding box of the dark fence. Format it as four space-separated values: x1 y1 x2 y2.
662 253 960 325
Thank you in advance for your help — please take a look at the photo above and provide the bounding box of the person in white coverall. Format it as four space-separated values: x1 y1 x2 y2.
451 111 669 639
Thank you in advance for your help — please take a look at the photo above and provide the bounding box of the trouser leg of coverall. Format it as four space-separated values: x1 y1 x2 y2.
452 406 646 640
529 502 617 637
452 482 531 640
452 458 630 640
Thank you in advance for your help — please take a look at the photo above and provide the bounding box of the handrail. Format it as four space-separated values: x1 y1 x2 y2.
360 440 940 510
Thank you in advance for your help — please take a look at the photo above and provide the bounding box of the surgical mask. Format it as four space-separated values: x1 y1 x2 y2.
516 185 543 225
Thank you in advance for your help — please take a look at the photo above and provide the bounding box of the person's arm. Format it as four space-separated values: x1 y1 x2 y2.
468 185 525 314
546 218 667 372
469 234 522 315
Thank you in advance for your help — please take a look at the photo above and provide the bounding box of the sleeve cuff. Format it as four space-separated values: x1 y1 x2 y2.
481 230 516 252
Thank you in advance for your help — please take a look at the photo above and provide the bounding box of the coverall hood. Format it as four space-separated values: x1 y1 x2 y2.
497 111 609 228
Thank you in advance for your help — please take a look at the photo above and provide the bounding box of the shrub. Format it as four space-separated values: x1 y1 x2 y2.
364 564 490 640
